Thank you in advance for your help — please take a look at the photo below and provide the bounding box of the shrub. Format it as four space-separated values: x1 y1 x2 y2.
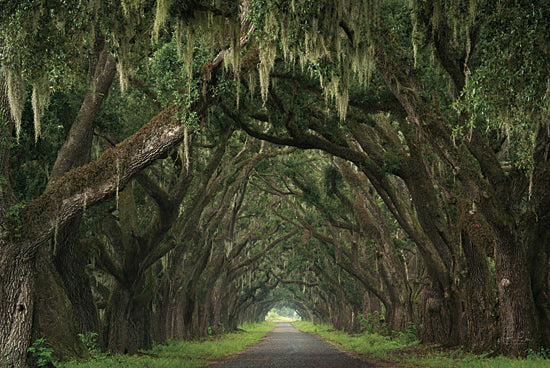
28 338 54 367
358 311 388 336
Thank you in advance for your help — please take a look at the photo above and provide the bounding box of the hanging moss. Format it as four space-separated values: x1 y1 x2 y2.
247 0 383 119
324 75 349 121
248 71 257 99
153 0 171 41
223 20 242 73
280 16 291 62
31 75 50 142
5 68 25 140
117 61 129 94
409 0 419 67
184 29 195 89
184 126 190 170
116 158 121 210
259 44 277 103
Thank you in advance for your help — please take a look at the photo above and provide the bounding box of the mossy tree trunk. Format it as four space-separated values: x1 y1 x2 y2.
51 216 100 335
49 42 116 335
0 87 188 367
161 238 214 340
335 158 415 334
101 184 154 354
493 223 538 355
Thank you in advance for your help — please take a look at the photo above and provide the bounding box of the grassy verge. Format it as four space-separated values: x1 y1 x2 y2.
292 321 549 368
57 321 276 368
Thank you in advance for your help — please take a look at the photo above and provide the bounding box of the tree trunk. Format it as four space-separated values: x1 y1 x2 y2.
524 126 550 348
33 45 114 358
104 284 152 354
384 285 413 334
494 230 539 355
180 287 196 339
362 291 381 316
0 246 34 368
416 278 453 345
212 278 229 334
526 218 550 349
53 216 100 334
42 40 113 340
32 247 89 361
459 230 497 352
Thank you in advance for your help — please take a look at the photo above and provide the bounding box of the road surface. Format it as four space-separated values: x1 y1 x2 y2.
209 322 372 367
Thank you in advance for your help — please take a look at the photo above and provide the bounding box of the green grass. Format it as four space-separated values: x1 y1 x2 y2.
58 321 275 368
292 321 550 368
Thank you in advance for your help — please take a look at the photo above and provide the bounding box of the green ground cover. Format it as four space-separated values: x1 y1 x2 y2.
292 321 549 368
56 322 276 368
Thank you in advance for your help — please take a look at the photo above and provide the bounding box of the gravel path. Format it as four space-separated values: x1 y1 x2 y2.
208 322 372 367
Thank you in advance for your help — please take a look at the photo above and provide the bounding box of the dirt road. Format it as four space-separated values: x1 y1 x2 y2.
208 322 372 367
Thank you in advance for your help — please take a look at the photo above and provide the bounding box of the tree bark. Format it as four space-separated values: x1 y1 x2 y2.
32 247 90 361
524 126 550 348
458 229 497 352
416 277 452 345
52 216 100 334
104 284 152 354
0 248 34 368
494 229 538 355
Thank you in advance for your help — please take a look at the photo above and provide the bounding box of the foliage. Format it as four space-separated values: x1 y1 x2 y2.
526 347 550 360
358 311 388 335
173 83 200 129
27 338 54 367
455 1 550 170
78 332 100 357
5 202 25 237
395 321 417 345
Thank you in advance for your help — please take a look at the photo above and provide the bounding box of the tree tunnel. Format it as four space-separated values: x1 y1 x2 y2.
2 1 550 366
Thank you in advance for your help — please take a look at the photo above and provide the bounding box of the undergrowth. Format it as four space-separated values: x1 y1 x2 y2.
292 321 550 368
57 321 275 368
